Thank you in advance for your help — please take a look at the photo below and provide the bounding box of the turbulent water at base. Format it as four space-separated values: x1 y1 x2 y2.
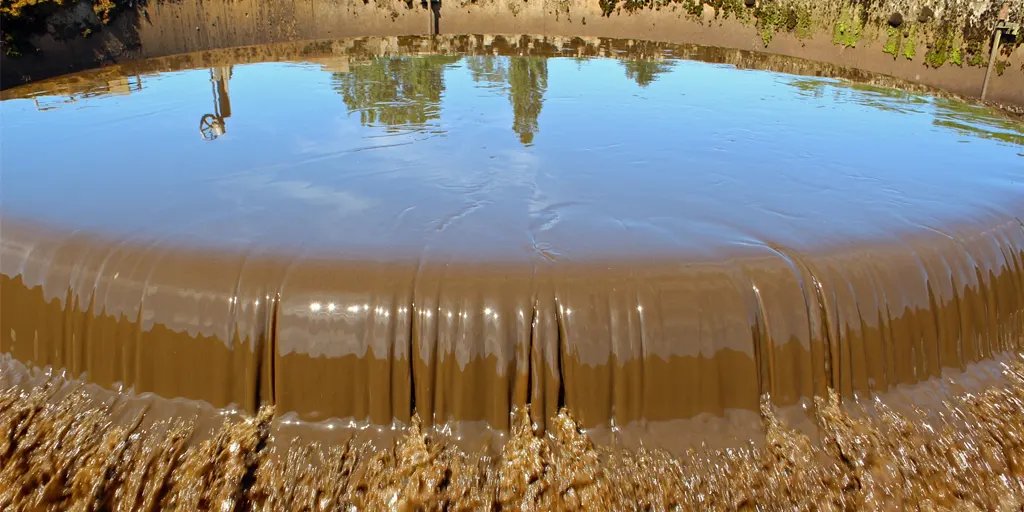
5 354 1024 510
1 34 1024 505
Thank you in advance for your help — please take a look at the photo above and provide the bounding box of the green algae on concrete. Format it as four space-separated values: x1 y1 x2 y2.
904 25 918 60
592 0 1022 72
883 26 901 58
712 0 752 23
682 0 704 19
794 4 812 39
996 59 1010 75
754 1 785 46
967 40 988 67
925 23 967 68
832 4 864 48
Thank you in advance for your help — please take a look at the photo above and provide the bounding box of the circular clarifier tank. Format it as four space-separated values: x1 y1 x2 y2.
1 35 1022 442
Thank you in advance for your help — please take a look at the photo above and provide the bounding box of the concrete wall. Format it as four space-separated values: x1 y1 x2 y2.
2 0 1022 104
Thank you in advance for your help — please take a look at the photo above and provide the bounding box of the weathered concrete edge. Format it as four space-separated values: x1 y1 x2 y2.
1 0 1022 106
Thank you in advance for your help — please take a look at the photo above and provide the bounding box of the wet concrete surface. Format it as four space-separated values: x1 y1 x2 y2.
1 37 1023 448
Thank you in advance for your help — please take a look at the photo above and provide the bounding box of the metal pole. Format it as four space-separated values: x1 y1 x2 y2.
981 28 1001 100
427 0 437 35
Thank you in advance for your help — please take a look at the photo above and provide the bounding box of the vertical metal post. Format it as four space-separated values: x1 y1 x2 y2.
427 0 438 35
981 29 1002 99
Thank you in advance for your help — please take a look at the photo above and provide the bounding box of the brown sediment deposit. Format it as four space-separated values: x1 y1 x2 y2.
6 353 1024 509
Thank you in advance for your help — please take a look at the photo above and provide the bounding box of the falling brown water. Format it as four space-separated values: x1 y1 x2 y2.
5 353 1024 509
1 34 1024 506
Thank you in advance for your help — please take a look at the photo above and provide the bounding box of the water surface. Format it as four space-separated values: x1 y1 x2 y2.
3 37 1021 261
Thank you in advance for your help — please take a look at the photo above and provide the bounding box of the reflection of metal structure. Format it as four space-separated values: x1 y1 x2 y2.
31 75 143 112
200 66 233 140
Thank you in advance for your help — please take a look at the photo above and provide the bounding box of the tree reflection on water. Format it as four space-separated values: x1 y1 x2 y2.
332 55 459 130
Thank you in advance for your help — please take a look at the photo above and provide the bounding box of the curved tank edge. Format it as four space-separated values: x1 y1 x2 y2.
2 0 1023 107
1 208 1022 435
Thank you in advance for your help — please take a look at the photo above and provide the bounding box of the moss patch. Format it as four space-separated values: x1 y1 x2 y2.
966 40 987 67
903 25 917 60
621 0 646 12
925 24 966 68
754 0 785 46
682 0 703 19
883 26 901 57
832 4 864 48
715 0 752 22
794 5 812 39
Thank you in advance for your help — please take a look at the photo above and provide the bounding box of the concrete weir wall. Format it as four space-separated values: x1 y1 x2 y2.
1 0 1023 105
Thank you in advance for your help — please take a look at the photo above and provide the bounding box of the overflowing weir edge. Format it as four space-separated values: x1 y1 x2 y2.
2 190 1023 437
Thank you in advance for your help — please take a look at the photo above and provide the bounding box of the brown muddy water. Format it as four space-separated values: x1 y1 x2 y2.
1 34 1024 509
